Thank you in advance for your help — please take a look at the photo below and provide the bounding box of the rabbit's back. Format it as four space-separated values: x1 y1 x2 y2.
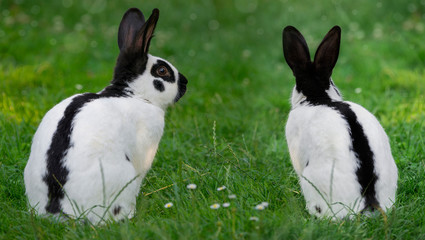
24 96 165 222
67 97 165 176
286 101 397 217
286 104 356 175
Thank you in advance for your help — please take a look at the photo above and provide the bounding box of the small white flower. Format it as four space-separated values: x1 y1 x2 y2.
210 203 220 209
186 183 197 190
255 204 265 210
228 194 236 199
75 84 83 90
355 87 362 94
260 202 269 207
249 216 259 221
164 202 173 208
217 186 226 191
222 202 230 208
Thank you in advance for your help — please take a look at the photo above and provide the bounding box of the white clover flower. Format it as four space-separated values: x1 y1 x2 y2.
217 186 226 191
249 216 259 221
260 202 269 207
222 202 230 208
186 183 197 190
228 194 236 199
355 87 362 94
255 204 265 210
75 84 83 90
210 203 220 209
164 202 173 208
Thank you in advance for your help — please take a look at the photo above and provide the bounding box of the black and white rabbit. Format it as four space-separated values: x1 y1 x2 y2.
24 8 188 224
282 26 397 218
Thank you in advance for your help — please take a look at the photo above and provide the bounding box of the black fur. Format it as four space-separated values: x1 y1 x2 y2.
315 205 322 213
153 80 165 92
295 62 331 101
118 8 146 51
175 73 188 102
151 60 175 83
44 93 99 213
113 50 148 84
306 98 379 210
101 82 134 97
113 205 122 216
44 87 131 214
283 26 340 102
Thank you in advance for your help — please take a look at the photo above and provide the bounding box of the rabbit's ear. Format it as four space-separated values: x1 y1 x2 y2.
282 26 311 73
118 8 146 51
135 8 159 55
313 26 341 77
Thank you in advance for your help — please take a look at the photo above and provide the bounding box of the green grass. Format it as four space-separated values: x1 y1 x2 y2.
1 0 425 239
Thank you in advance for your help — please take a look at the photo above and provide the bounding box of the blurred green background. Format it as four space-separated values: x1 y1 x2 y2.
1 0 424 239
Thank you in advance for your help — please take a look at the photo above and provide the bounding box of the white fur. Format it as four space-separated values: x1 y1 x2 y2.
24 55 182 224
286 85 397 219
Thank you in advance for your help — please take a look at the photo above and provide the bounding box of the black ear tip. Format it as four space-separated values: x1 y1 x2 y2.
127 7 140 12
122 8 145 22
282 26 304 42
330 25 341 35
125 8 142 15
283 25 297 32
151 8 160 18
332 25 341 31
283 26 298 35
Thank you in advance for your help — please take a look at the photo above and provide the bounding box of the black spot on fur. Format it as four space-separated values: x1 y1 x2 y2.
315 205 322 213
153 80 165 92
306 98 379 210
125 154 130 162
113 206 122 216
43 87 132 214
175 73 188 102
151 60 175 83
112 49 149 84
306 161 309 167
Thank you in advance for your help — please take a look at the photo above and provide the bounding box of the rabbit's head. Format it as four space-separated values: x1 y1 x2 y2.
282 26 342 105
112 8 187 109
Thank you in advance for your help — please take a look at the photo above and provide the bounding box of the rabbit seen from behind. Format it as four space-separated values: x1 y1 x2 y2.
282 26 397 219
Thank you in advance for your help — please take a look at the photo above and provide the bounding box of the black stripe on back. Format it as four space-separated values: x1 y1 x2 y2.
305 98 379 210
43 85 131 213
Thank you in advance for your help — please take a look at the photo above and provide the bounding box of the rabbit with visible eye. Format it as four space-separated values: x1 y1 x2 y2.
24 8 188 224
282 26 397 219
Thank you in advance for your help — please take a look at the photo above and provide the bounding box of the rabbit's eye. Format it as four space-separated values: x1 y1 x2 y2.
156 66 169 77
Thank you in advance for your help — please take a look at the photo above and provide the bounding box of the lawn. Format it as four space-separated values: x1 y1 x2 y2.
1 0 424 239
